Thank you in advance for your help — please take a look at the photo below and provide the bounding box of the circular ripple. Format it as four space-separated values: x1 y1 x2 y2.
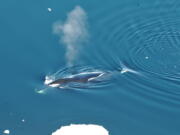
130 30 180 76
88 1 180 95
99 3 180 76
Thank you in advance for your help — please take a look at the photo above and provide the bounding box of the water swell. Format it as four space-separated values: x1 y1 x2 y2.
87 1 180 96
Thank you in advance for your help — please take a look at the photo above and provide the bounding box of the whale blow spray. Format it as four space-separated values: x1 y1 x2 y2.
53 6 88 67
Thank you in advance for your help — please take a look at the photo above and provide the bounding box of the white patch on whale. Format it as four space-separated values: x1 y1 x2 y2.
44 76 54 85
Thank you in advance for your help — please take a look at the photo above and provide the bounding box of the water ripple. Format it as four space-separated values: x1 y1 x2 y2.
88 1 180 95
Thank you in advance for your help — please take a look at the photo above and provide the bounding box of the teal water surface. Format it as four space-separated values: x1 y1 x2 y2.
0 0 180 134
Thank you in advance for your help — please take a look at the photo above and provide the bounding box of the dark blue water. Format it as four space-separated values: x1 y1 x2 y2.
1 0 180 134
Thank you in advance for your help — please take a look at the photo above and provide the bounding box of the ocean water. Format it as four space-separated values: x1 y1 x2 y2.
1 0 180 134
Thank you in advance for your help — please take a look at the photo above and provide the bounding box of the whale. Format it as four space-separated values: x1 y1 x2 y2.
45 71 105 87
43 62 139 88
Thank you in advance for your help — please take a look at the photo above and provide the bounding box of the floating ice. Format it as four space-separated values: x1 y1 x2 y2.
22 119 25 122
48 8 52 12
51 124 109 135
3 129 10 134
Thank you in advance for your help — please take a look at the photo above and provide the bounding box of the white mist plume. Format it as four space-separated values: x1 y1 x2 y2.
51 124 109 135
53 6 88 66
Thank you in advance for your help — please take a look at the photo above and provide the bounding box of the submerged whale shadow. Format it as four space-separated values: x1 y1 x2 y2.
43 63 139 90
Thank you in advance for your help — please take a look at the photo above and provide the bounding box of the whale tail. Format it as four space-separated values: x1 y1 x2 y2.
118 61 138 74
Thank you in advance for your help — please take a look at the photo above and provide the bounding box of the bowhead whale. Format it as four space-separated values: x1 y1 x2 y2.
44 63 138 88
45 71 105 87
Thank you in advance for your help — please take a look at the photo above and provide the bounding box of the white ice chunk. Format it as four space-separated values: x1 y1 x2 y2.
51 124 109 135
48 8 52 12
3 129 10 134
22 119 25 122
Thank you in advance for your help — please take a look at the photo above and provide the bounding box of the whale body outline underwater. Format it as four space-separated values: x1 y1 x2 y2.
43 62 139 89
